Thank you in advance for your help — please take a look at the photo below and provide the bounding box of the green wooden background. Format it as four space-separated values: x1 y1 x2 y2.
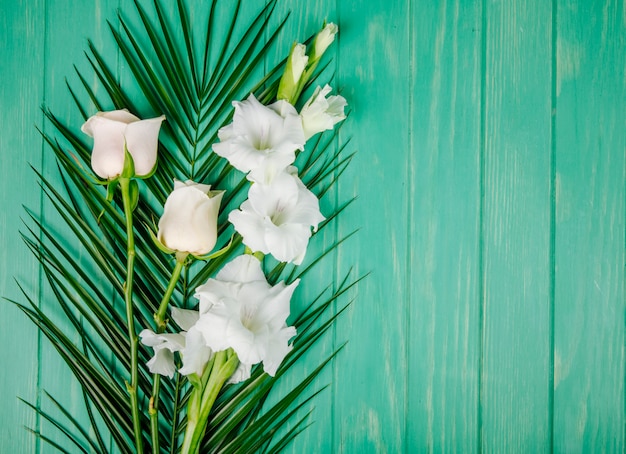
1 0 624 452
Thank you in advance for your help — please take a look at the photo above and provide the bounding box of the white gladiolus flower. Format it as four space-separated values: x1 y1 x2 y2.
139 330 185 379
81 109 165 179
140 308 213 378
300 84 347 139
157 180 223 256
213 94 305 184
228 167 324 264
194 255 298 381
312 23 338 61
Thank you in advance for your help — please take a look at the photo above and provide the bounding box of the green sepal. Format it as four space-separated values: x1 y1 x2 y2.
146 224 176 255
96 179 120 223
128 179 139 212
188 373 202 391
120 147 135 179
105 179 119 203
135 161 158 180
175 251 190 264
192 234 235 261
90 173 110 186
244 246 265 262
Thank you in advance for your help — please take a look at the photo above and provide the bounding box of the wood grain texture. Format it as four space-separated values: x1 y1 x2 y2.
553 0 625 452
480 0 554 451
409 0 482 451
35 2 122 451
0 2 46 452
334 0 410 452
0 0 623 452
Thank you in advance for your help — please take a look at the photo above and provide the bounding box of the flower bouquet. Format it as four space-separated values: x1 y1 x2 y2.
12 1 358 452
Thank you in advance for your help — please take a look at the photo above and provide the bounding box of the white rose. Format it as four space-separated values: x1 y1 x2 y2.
300 84 347 139
81 109 165 179
157 180 224 256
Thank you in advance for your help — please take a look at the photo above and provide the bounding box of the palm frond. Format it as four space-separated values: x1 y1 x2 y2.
14 0 358 452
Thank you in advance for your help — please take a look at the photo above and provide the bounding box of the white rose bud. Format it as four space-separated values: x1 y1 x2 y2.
81 109 165 180
158 180 224 256
300 84 347 139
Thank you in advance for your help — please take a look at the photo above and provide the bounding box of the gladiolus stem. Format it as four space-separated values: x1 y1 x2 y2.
119 177 144 454
150 257 186 453
181 349 239 454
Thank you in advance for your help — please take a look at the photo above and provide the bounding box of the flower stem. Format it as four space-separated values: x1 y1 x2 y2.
154 258 186 331
181 349 239 454
150 257 186 454
119 177 144 454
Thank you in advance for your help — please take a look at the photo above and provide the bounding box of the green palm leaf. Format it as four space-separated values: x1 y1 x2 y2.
13 0 359 452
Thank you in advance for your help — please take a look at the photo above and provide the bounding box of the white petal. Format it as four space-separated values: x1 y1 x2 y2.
247 172 299 217
192 255 298 377
262 325 296 376
139 329 185 351
178 326 212 376
228 207 270 255
300 85 346 139
158 183 223 255
264 222 311 264
215 254 266 283
194 280 236 315
97 109 140 124
255 280 299 329
227 362 252 384
174 179 212 194
281 179 325 229
170 307 200 331
290 44 308 83
124 115 165 176
139 329 163 347
268 99 299 119
246 152 296 185
147 349 177 379
227 319 264 366
326 94 348 122
213 93 304 182
83 115 127 179
195 310 234 352
314 23 338 58
140 329 186 379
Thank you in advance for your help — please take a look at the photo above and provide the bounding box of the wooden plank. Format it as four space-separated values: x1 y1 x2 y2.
335 0 410 452
409 0 482 451
553 0 625 451
37 1 122 450
263 2 342 453
0 1 47 451
3 1 625 452
480 0 553 451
